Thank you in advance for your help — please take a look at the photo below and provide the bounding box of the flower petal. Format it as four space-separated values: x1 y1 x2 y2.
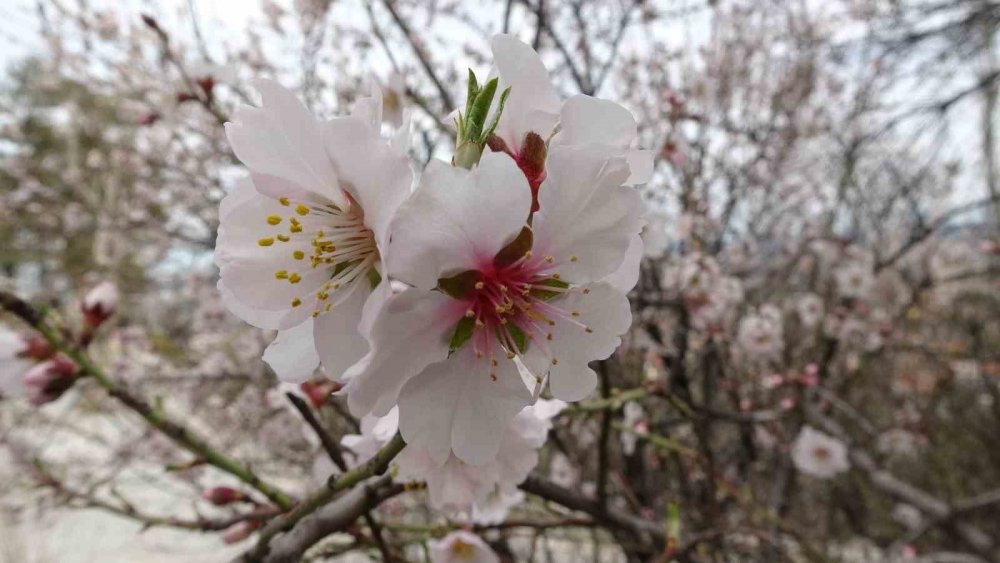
313 281 370 379
344 288 464 417
225 79 347 207
322 116 413 249
490 34 561 152
263 319 320 383
387 152 532 290
602 234 643 292
532 146 643 283
398 346 532 465
555 95 654 185
546 282 632 401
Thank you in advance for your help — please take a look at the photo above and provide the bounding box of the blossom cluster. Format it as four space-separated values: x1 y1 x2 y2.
213 34 651 518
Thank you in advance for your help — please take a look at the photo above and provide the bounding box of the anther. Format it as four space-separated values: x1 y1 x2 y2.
551 358 558 366
465 309 475 318
585 327 594 333
277 234 290 242
295 204 310 216
475 282 485 290
267 215 282 225
275 270 288 279
289 273 302 284
258 237 275 247
570 255 578 262
293 251 305 260
490 373 498 382
279 197 290 206
291 298 302 307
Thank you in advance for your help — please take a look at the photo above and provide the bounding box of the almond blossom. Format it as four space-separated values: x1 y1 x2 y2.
429 530 499 563
791 426 850 479
81 280 119 328
344 148 639 464
340 400 565 520
214 80 412 382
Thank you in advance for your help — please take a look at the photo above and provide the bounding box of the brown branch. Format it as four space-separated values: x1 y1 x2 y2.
379 0 455 112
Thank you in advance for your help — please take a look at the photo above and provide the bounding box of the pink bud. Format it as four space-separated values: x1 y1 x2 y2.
300 380 342 408
201 486 248 506
515 132 547 212
82 281 119 328
221 520 260 544
22 357 78 406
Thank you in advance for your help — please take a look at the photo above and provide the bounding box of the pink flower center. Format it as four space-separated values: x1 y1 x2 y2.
457 252 592 379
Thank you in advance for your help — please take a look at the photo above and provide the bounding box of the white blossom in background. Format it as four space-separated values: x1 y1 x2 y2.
214 80 412 383
791 426 849 479
345 146 639 464
835 261 875 300
0 326 36 400
795 293 824 328
429 530 499 563
735 305 784 363
620 401 648 455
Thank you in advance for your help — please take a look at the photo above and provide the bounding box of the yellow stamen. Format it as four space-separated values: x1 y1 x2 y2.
295 204 310 216
258 237 275 247
289 273 302 284
266 215 282 225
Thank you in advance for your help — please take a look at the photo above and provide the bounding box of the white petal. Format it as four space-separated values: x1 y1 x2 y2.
322 116 413 248
218 279 297 330
603 234 643 292
263 319 320 383
344 288 463 418
225 79 347 207
546 283 632 401
557 95 637 148
490 34 561 152
312 281 370 379
215 190 328 312
532 146 643 283
555 95 653 185
219 176 258 222
386 153 531 290
398 346 532 465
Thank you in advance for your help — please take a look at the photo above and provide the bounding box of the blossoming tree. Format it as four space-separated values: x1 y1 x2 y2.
1 1 998 562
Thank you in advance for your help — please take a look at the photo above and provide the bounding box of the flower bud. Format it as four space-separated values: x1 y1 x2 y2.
300 379 342 408
221 520 260 544
201 486 248 506
516 132 547 211
22 357 78 406
82 281 119 328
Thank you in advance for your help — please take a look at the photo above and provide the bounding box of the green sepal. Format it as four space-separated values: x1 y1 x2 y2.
449 316 476 352
493 227 533 268
438 270 481 299
480 86 511 144
507 324 529 353
465 77 498 143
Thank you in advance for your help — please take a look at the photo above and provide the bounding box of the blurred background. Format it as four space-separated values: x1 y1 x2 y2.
0 0 998 561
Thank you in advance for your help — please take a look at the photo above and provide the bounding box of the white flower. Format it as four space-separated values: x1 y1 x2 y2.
620 401 647 455
835 262 874 300
344 148 639 465
791 426 849 479
395 399 565 517
735 306 784 363
0 326 34 400
429 530 499 563
340 407 400 468
214 80 413 383
486 34 652 292
795 293 824 328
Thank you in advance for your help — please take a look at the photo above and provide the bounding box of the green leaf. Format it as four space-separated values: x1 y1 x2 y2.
493 226 533 268
449 316 476 352
465 69 479 123
437 270 480 299
480 86 511 144
466 77 498 142
529 277 569 301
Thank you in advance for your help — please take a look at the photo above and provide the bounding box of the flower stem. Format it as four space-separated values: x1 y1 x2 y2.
0 290 295 510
